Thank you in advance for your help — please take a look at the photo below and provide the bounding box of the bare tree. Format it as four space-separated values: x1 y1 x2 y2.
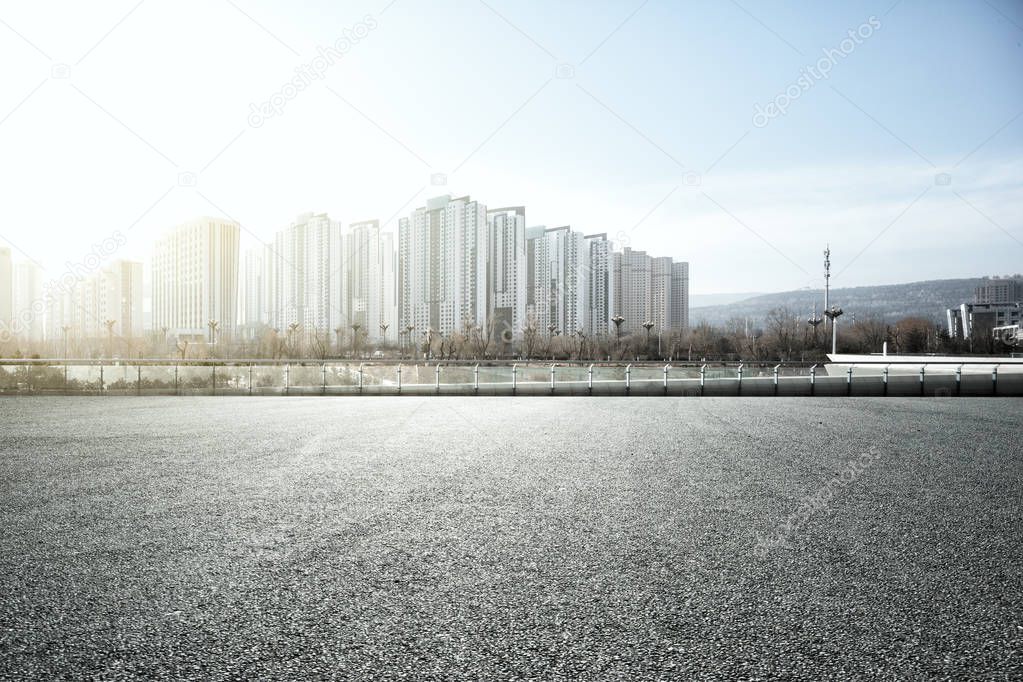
310 330 329 360
522 319 539 359
469 318 495 359
764 307 799 361
850 315 888 353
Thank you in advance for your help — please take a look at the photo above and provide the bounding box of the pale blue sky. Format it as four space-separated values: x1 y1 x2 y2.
0 0 1021 293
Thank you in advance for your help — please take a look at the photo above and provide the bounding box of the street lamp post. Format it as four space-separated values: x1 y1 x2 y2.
287 323 300 358
808 303 823 348
351 323 362 359
423 328 434 361
611 315 625 357
642 321 654 358
207 320 219 358
104 320 117 359
825 306 844 355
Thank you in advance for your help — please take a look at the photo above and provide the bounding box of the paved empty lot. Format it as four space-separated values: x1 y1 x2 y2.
1 397 1021 680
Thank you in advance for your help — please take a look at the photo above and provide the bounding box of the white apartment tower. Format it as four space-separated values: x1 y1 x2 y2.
613 248 652 337
347 219 398 341
487 207 528 341
49 260 143 345
526 226 586 336
99 260 144 339
240 246 268 337
398 195 488 336
612 247 689 339
650 256 673 334
0 247 12 336
670 261 690 332
11 261 44 342
270 212 344 335
582 233 614 338
152 218 240 341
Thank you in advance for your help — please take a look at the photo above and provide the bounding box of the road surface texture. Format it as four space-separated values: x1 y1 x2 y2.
1 397 1021 680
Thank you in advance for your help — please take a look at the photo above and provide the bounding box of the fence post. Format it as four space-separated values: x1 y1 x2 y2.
322 363 327 395
773 364 781 396
663 364 670 395
588 364 594 394
846 365 853 396
100 364 105 394
285 364 290 396
359 364 364 394
700 364 706 396
137 363 142 396
211 362 216 397
174 364 179 396
955 364 962 396
397 364 402 394
919 366 925 397
249 364 253 396
809 364 816 397
625 364 631 395
511 364 517 395
550 363 556 393
736 363 743 395
882 365 889 396
474 364 479 394
64 362 68 395
992 365 999 396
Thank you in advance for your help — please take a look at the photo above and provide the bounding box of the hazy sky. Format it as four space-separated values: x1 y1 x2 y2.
1 0 1021 294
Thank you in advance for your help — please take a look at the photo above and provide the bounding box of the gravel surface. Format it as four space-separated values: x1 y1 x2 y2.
1 397 1021 680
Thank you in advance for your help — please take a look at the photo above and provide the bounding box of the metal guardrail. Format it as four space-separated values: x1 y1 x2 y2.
0 360 1019 396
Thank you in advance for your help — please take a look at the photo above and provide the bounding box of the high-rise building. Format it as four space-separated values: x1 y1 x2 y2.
270 212 344 336
12 262 44 342
613 247 651 336
98 260 144 339
45 260 143 348
346 219 398 341
398 195 488 336
974 276 1023 305
529 226 584 336
152 218 240 341
670 261 690 332
650 256 673 334
582 233 614 338
45 287 75 349
613 247 689 340
487 207 528 341
0 247 12 337
240 246 268 337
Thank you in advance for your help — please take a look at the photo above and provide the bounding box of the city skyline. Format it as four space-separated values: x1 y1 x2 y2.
0 1 1020 297
0 191 692 347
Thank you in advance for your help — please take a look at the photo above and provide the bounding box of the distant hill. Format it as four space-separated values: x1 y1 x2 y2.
691 278 987 327
691 292 763 308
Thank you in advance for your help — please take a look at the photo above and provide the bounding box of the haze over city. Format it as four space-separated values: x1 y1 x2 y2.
1 0 1021 296
3 4 1023 680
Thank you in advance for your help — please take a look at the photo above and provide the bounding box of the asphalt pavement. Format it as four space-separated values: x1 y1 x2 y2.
1 397 1021 680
